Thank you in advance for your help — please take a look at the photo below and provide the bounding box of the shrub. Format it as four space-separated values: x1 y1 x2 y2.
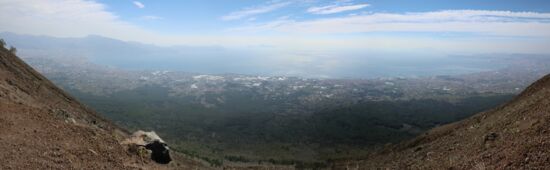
9 46 16 54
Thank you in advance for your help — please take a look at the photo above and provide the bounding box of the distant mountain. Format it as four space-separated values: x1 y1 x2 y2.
334 74 550 169
1 32 524 78
0 42 205 169
1 32 317 78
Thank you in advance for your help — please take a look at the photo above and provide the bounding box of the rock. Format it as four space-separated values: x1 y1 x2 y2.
122 130 172 164
484 132 498 142
145 141 172 164
88 149 98 156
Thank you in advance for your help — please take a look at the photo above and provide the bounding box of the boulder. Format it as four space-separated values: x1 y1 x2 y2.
122 130 172 164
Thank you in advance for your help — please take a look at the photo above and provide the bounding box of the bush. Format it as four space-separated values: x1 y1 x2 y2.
9 46 16 54
225 155 250 162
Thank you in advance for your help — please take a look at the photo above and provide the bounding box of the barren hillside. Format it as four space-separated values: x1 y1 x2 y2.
334 74 550 169
0 45 205 169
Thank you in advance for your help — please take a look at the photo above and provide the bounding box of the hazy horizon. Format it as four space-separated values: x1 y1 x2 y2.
2 31 525 79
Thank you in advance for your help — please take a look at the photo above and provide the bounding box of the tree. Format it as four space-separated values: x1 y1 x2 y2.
9 46 16 54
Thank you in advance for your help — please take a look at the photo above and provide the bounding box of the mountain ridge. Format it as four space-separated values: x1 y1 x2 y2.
0 39 120 132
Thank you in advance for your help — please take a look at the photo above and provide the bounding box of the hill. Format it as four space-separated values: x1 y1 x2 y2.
0 44 205 169
333 74 550 169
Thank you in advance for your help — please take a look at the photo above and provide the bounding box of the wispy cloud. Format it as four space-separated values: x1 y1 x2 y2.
133 1 145 9
0 0 159 43
230 10 550 37
141 15 163 20
1 0 549 55
307 3 370 14
221 1 291 21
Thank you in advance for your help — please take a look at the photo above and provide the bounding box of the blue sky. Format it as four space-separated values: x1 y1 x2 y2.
96 0 550 35
1 0 549 50
1 0 550 77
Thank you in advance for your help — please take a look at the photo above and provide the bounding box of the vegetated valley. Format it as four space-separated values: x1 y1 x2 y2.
23 53 550 167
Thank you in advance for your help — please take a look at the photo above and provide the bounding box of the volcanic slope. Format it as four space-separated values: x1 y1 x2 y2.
0 45 206 169
333 73 550 169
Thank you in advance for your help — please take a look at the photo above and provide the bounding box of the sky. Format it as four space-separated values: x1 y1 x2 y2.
1 0 550 77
